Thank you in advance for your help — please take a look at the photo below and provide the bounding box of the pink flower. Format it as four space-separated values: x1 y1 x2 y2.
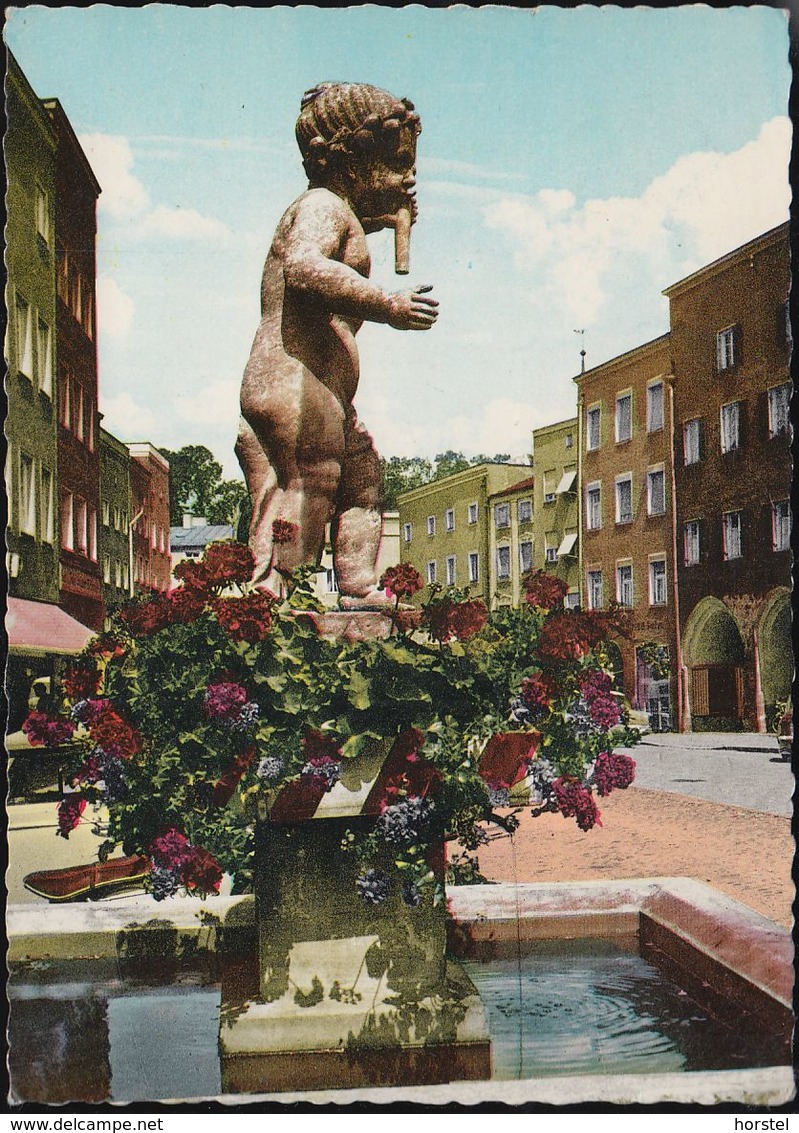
204 681 249 721
551 777 602 831
272 519 298 545
380 563 424 600
149 828 193 870
592 751 636 796
57 796 86 838
23 711 75 748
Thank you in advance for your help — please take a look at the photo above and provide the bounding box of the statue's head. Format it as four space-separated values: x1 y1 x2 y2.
296 82 421 190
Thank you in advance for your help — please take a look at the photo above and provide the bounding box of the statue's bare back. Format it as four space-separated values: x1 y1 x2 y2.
236 84 438 602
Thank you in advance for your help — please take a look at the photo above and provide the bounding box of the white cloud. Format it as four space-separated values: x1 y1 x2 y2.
79 134 149 219
96 276 134 339
174 378 240 427
99 391 156 440
140 205 232 242
484 116 791 326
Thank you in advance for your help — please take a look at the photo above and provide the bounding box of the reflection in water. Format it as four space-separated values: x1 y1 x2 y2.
461 937 788 1080
7 938 788 1102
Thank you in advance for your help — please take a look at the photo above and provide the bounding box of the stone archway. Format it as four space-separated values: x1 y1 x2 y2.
683 598 747 728
757 588 792 726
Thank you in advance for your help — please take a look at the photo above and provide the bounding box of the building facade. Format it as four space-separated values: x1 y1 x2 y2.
665 223 791 732
530 419 580 605
486 477 535 607
129 444 171 594
44 98 104 631
98 427 133 615
398 464 532 607
575 336 677 730
5 53 60 605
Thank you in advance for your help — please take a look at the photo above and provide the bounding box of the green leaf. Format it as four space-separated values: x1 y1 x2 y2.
347 670 372 710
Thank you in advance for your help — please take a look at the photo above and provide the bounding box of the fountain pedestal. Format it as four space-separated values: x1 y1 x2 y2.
219 721 491 1094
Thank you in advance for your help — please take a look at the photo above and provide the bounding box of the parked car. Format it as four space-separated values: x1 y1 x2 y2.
777 705 792 761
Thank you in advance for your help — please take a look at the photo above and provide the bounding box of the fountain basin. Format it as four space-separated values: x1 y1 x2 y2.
6 877 794 1106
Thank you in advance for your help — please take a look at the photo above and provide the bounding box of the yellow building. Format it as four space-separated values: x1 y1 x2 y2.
531 419 580 607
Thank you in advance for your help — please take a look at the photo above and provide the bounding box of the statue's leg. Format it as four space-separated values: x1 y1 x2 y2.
235 417 281 589
333 412 384 601
241 375 345 581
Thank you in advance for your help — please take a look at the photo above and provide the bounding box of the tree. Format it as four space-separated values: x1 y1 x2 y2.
159 445 223 525
431 451 471 480
379 456 433 510
207 479 250 529
470 453 512 466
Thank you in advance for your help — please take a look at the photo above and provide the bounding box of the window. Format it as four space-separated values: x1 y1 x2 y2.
494 503 510 528
564 592 580 610
772 501 790 552
615 475 633 525
19 453 36 535
684 520 701 566
545 545 558 564
517 498 532 523
496 545 511 579
647 468 665 516
114 559 122 588
647 382 664 432
587 569 603 611
35 183 50 245
615 393 632 443
122 562 130 590
467 502 478 525
426 560 437 585
61 492 74 550
103 555 111 584
716 325 738 371
519 540 533 573
82 284 94 340
74 383 85 442
586 406 601 451
36 319 52 396
75 498 88 555
445 508 455 532
768 383 791 438
426 515 435 537
616 563 633 607
41 468 54 542
720 402 740 453
403 522 412 543
722 511 742 561
102 500 111 526
468 552 479 584
586 483 601 531
446 555 456 586
543 472 556 505
564 433 574 449
649 558 667 606
683 418 702 465
326 568 338 593
15 295 33 378
89 507 98 561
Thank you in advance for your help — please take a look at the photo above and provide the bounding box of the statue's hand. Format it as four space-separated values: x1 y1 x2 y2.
387 284 439 331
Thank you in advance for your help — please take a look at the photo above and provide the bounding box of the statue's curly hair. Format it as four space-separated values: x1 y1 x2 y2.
295 82 421 184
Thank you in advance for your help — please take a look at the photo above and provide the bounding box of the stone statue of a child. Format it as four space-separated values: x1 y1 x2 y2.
236 82 438 602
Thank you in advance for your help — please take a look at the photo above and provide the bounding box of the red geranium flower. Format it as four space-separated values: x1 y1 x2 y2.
422 597 489 643
57 795 87 838
380 563 424 600
62 662 102 700
88 633 127 659
523 570 569 610
119 593 173 636
592 751 636 796
180 845 223 896
168 586 208 623
214 591 276 643
272 519 298 545
203 542 255 587
149 827 193 870
88 705 142 760
301 729 342 762
519 671 558 712
537 611 604 661
173 559 209 592
23 711 75 748
551 777 602 831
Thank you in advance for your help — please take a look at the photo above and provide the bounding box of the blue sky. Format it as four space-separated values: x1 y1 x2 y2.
5 5 791 477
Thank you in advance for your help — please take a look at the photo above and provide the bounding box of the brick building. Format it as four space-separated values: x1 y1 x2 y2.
665 223 791 732
398 463 532 607
44 97 104 631
128 444 171 594
531 419 580 606
575 336 677 730
5 53 60 606
98 427 133 615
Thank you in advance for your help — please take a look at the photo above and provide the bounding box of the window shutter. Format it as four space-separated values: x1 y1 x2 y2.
733 323 743 368
697 419 705 461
